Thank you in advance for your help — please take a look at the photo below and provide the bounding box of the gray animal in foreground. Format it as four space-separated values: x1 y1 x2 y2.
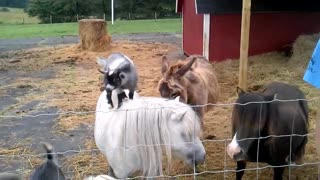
97 52 138 109
30 142 65 180
0 172 22 180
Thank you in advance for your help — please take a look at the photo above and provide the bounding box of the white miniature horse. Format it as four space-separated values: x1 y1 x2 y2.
94 90 206 179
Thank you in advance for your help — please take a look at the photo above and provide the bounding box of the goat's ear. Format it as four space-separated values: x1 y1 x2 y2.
273 93 278 100
161 56 169 75
176 57 196 77
236 86 246 96
96 57 107 67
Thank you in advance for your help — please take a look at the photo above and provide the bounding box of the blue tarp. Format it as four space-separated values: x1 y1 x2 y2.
303 38 320 89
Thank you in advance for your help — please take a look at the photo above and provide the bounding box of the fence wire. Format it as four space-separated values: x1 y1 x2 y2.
0 96 319 180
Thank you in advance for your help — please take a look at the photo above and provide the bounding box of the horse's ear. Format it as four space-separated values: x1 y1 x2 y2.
176 57 197 77
236 86 245 96
174 96 180 102
161 56 169 75
96 57 107 68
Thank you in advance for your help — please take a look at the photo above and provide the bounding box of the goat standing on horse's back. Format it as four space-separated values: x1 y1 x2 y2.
227 82 309 180
158 55 220 126
97 52 138 109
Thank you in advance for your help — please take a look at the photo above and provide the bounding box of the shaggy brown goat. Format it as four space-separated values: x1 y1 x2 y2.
158 54 220 126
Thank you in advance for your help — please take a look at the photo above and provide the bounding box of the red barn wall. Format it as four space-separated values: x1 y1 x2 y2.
209 12 320 62
182 0 203 56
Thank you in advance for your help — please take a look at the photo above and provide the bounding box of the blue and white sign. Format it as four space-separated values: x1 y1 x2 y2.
303 38 320 89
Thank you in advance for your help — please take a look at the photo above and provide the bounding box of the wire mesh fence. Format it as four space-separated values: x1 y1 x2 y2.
0 97 319 179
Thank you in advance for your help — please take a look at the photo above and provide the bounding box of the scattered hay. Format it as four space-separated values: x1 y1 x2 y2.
56 114 94 131
0 144 43 179
62 140 108 179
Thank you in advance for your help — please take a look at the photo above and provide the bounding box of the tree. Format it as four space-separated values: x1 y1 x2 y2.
26 0 179 23
27 0 99 23
0 0 28 8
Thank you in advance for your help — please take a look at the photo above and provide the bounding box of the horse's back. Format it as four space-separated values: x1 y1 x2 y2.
263 82 308 163
263 82 308 123
189 55 220 109
263 82 306 99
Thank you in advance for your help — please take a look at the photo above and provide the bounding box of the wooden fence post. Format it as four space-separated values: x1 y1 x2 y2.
238 0 252 90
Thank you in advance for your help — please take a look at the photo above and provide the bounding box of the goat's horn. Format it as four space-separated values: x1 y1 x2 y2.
98 69 107 74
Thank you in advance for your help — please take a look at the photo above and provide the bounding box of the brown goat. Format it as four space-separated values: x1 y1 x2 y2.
158 54 220 126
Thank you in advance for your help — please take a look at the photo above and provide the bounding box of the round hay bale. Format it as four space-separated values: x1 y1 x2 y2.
78 19 111 52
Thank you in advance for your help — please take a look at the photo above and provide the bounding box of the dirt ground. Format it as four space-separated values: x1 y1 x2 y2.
0 33 320 180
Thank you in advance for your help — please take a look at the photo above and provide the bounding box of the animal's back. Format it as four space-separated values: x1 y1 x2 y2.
263 82 308 164
122 63 138 90
108 53 138 90
188 55 220 110
30 162 65 180
263 82 308 127
30 143 65 180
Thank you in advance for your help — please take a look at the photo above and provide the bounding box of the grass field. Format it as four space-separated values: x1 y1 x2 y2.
0 7 40 24
0 7 181 39
0 19 182 39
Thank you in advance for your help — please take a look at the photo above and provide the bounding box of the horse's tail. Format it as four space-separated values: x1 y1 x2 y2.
292 134 308 165
42 142 58 166
299 98 309 126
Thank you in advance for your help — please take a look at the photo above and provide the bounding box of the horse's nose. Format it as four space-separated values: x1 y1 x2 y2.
192 151 206 166
195 153 206 166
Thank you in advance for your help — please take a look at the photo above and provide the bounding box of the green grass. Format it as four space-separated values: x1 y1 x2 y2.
0 19 181 39
0 7 181 39
0 7 40 24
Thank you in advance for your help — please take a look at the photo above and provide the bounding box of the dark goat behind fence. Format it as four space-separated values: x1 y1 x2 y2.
29 142 66 180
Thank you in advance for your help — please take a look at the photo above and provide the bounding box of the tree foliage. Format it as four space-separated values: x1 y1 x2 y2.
25 0 179 23
0 0 28 8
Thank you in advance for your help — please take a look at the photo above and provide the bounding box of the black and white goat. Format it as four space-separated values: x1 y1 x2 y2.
97 52 138 109
30 142 65 180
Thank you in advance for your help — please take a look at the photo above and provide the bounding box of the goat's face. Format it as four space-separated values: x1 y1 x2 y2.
98 69 126 91
158 56 197 103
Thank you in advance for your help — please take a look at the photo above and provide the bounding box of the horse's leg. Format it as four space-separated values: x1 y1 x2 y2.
273 167 284 180
106 90 113 108
236 160 246 180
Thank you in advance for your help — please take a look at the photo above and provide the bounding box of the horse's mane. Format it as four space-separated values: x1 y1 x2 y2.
105 91 202 177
